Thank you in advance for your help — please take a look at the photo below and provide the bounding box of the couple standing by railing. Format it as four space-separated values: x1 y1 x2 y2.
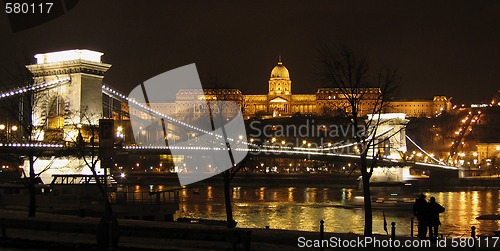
413 194 445 242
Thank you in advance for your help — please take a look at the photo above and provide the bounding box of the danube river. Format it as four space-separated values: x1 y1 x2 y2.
172 186 500 237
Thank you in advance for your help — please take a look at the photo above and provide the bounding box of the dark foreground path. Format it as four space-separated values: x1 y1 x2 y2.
0 210 497 250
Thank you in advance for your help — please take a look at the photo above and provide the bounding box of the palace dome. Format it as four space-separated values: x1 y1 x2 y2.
270 60 290 80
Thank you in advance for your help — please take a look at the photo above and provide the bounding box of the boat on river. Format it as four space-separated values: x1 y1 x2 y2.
345 177 418 209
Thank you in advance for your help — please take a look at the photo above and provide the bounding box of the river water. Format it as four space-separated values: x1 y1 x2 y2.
173 186 500 237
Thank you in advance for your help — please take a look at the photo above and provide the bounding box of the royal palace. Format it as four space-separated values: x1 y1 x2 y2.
133 59 452 119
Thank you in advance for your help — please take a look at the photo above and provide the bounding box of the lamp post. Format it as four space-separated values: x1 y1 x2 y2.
140 129 147 145
167 133 175 144
116 126 125 143
187 132 196 145
0 124 5 140
116 126 123 137
0 124 18 141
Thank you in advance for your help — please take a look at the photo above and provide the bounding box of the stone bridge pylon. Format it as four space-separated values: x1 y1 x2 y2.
366 113 411 183
24 49 111 183
26 49 110 142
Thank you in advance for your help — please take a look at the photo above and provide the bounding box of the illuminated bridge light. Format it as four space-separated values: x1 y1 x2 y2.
100 85 458 171
0 78 71 101
102 85 243 147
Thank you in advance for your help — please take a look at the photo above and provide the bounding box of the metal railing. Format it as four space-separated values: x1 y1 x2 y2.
112 190 179 205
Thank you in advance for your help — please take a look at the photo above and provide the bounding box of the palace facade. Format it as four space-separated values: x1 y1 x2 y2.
133 59 452 119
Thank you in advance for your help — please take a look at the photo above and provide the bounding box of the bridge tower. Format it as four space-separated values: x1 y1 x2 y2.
367 113 408 160
366 113 410 182
26 49 111 141
24 49 111 183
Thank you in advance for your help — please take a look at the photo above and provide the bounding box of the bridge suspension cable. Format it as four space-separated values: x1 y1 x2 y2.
0 78 71 100
101 85 254 148
0 78 460 172
406 135 445 165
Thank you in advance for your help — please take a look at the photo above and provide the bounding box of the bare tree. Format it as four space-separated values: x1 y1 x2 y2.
0 67 67 217
318 45 399 236
65 110 120 249
69 111 113 217
204 87 247 228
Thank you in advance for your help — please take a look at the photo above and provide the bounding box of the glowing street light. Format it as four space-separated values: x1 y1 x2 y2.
11 125 17 131
116 126 124 138
0 124 5 130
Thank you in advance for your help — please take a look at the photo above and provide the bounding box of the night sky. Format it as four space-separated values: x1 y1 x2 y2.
1 0 499 104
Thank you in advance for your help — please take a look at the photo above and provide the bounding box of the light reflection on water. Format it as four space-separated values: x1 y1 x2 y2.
149 185 500 236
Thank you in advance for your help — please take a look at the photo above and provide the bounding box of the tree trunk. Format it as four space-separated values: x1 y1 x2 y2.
28 154 36 217
223 173 234 228
360 154 372 236
89 166 113 216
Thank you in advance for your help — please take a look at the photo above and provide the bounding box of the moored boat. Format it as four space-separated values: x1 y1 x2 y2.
346 177 418 209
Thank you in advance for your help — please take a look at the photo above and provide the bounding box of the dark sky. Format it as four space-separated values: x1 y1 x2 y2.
1 0 499 104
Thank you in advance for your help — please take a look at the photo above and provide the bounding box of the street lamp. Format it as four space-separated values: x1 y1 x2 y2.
9 126 18 140
0 124 5 141
116 126 124 139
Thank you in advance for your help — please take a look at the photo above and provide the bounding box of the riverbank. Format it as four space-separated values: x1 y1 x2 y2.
118 172 500 190
118 172 359 188
1 209 498 250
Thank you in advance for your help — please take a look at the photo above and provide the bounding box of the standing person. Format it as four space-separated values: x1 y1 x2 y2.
427 197 445 242
413 194 428 239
